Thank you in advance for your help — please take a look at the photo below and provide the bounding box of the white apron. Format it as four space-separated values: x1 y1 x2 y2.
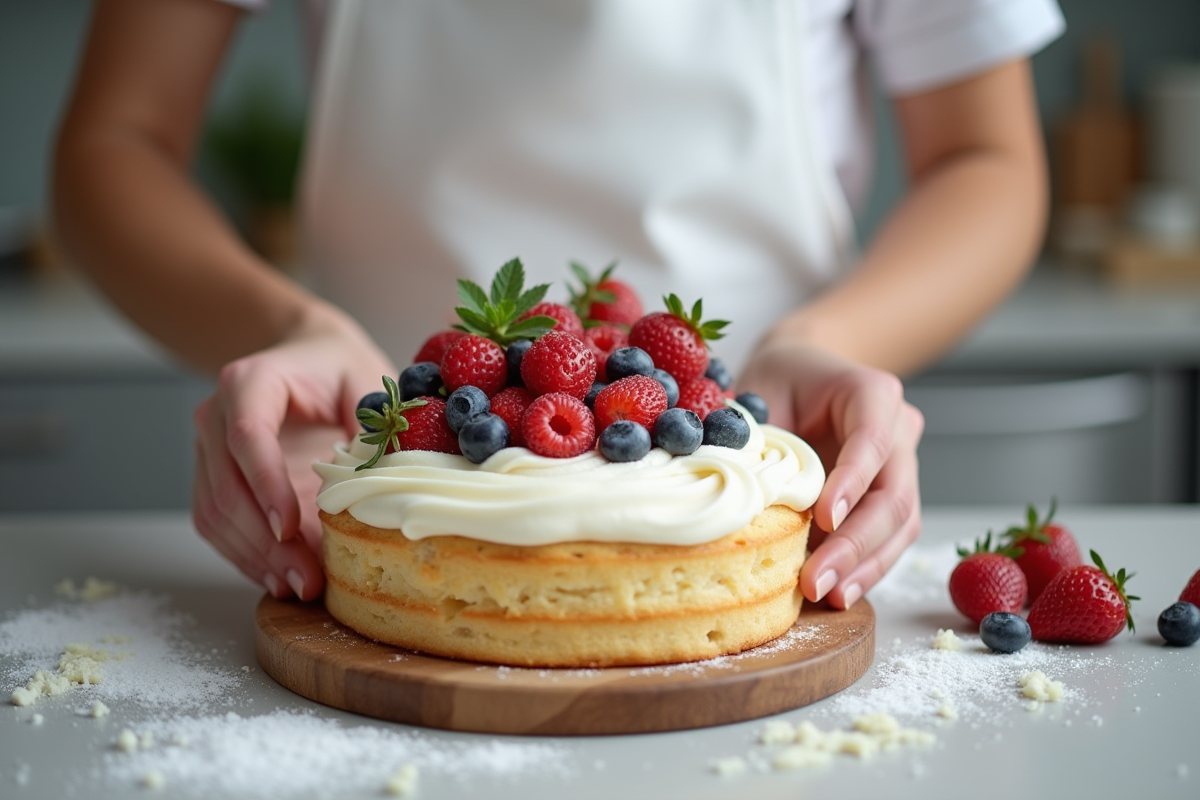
302 0 856 372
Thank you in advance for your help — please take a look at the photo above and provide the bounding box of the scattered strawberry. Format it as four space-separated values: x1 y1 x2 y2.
451 258 558 345
520 302 584 339
522 392 596 458
354 377 436 469
628 294 728 383
392 396 460 454
675 376 726 420
1002 499 1082 604
440 334 508 396
490 386 533 448
593 375 668 431
1181 568 1200 607
519 330 597 399
1027 550 1139 644
413 330 467 366
567 261 643 327
583 325 629 380
948 533 1028 625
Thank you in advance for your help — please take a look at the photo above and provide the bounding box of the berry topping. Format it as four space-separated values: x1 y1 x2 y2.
702 406 751 449
604 346 655 382
354 377 432 469
445 385 490 433
704 357 733 391
355 391 389 431
1001 499 1082 604
413 330 467 366
735 392 769 424
567 260 644 327
598 420 652 462
520 302 584 339
593 375 668 431
440 334 508 397
582 325 629 380
520 330 597 399
628 294 729 382
948 533 1027 625
979 611 1032 654
652 407 703 455
676 376 727 420
489 387 533 448
584 381 606 409
452 258 558 346
522 392 596 458
505 338 533 386
458 413 511 464
651 368 679 408
399 361 444 401
1027 550 1139 644
392 396 460 455
1158 602 1200 647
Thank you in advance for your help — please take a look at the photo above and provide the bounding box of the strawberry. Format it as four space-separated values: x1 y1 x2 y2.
522 392 596 458
392 396 460 454
1027 550 1139 644
490 386 533 448
451 258 559 346
1180 568 1200 607
567 261 643 327
440 334 508 396
628 295 728 383
1002 499 1082 604
675 376 726 420
519 330 597 399
948 533 1028 625
593 375 668 431
582 325 629 381
354 378 450 469
413 330 467 366
520 302 584 339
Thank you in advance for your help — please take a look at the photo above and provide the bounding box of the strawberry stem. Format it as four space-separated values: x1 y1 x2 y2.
355 376 429 471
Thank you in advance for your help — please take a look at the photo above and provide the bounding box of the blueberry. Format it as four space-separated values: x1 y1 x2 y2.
979 611 1031 654
598 420 652 462
651 368 679 409
458 413 510 463
356 391 390 431
506 339 533 386
735 392 769 424
652 407 703 455
584 381 606 409
1158 601 1200 647
705 358 733 391
399 362 443 400
445 385 490 433
605 347 655 381
702 407 751 449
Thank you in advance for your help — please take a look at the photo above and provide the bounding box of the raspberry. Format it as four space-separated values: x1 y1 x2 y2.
490 387 533 448
440 334 508 396
520 302 584 339
520 331 597 399
413 330 467 365
593 375 668 431
391 397 460 454
676 376 726 420
521 392 596 458
583 325 629 381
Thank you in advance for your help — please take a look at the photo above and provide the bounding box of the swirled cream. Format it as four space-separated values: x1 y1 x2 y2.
314 407 824 547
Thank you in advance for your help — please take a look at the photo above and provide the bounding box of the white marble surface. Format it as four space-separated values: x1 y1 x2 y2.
1 507 1198 799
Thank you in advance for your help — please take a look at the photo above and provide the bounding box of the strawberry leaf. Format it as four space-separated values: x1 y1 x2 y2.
354 376 428 471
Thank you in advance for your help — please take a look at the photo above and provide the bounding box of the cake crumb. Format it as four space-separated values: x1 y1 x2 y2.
142 770 165 790
1019 670 1064 702
936 703 958 720
91 700 111 718
11 669 71 706
773 745 833 771
853 713 900 736
56 577 119 602
116 729 139 753
384 764 419 796
711 756 748 776
1024 700 1041 712
30 713 45 726
932 629 962 651
759 719 797 744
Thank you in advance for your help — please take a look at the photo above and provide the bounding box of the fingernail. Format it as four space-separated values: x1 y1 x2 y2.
264 573 286 599
268 509 283 542
814 569 839 601
831 498 849 531
286 569 305 600
842 582 863 609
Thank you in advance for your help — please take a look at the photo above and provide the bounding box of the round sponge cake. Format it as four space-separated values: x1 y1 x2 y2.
321 504 812 668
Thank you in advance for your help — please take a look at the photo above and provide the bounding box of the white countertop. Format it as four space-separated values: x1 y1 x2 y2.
2 507 1198 799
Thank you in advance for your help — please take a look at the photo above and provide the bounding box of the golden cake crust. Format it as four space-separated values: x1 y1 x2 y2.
320 505 811 667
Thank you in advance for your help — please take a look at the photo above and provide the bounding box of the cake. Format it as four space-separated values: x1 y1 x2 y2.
312 260 825 667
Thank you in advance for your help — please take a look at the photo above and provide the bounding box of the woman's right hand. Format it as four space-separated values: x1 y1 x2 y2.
191 309 395 601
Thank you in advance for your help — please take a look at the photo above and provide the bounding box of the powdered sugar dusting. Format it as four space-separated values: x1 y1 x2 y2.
629 623 829 677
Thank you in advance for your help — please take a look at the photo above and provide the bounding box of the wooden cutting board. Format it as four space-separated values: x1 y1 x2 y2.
256 595 874 735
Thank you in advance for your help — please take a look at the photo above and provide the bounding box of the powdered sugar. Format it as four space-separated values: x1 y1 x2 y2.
628 623 829 677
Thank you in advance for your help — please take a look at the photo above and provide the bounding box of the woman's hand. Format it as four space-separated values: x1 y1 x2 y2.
739 340 924 609
191 311 395 601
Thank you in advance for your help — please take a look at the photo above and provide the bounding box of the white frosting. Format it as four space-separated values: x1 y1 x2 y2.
314 406 825 547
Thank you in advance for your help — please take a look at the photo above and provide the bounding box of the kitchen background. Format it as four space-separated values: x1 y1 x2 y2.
1 0 1199 512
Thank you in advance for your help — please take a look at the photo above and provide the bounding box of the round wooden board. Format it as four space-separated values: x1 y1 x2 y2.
256 595 874 736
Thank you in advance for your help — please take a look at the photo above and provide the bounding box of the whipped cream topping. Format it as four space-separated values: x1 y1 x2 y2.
314 406 825 547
